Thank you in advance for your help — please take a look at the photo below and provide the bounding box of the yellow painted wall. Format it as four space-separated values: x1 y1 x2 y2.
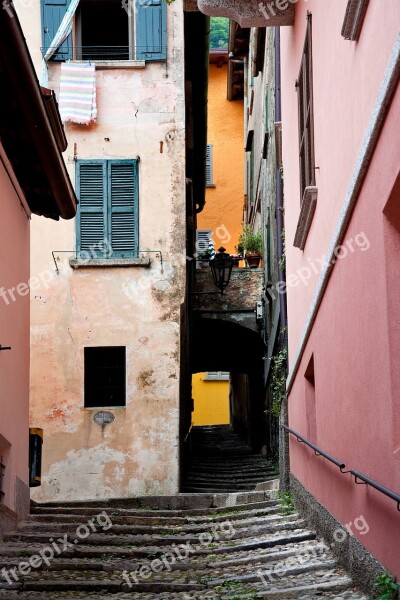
197 64 244 254
192 63 243 426
192 373 230 426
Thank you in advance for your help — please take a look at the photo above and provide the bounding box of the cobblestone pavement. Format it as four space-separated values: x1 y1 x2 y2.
0 488 370 599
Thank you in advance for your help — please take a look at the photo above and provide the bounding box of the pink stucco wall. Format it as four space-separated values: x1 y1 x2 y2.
283 1 400 576
0 150 30 522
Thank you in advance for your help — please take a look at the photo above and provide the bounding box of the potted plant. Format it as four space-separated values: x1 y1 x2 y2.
238 224 263 268
231 242 244 267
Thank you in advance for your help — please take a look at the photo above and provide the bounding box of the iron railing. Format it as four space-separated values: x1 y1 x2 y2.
42 46 167 61
282 425 400 511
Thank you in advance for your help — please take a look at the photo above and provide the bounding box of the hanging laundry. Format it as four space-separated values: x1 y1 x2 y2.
59 62 97 125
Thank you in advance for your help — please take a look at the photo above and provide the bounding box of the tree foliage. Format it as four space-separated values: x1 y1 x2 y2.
210 17 229 49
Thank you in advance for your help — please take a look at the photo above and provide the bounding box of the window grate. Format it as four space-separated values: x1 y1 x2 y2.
84 347 126 408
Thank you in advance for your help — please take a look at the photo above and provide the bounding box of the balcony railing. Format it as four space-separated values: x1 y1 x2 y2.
42 46 167 62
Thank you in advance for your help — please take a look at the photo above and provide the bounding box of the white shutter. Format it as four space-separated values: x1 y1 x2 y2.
196 230 212 254
206 144 213 186
205 372 230 381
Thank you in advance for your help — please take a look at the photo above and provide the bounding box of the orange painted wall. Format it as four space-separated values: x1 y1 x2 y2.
197 64 244 253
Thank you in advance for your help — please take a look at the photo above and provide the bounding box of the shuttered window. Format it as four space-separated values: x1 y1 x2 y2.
205 372 230 381
136 0 167 61
41 0 166 61
206 144 214 187
76 159 138 259
196 230 212 254
296 14 315 202
41 0 72 60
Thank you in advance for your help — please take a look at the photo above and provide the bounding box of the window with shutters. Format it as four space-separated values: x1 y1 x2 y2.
84 347 126 407
41 0 167 61
206 144 215 187
204 372 230 381
76 159 138 259
196 230 213 255
296 14 315 202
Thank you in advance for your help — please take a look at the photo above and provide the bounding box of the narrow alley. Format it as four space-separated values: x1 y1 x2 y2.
0 0 399 598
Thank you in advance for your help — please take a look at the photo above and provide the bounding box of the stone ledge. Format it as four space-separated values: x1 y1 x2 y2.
293 186 318 250
69 257 151 269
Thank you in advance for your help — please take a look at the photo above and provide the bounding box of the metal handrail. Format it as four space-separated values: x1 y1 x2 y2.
282 425 346 471
351 470 400 512
282 425 400 511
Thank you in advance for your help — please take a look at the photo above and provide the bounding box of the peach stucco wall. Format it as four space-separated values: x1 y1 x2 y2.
0 150 30 519
282 0 400 576
197 64 244 253
16 0 186 501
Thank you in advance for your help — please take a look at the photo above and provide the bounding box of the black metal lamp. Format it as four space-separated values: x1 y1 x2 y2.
209 247 234 294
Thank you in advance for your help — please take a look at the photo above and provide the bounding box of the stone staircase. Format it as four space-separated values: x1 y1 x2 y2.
183 426 279 493
0 491 369 599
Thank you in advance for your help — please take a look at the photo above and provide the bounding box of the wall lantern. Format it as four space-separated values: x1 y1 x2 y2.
210 247 234 294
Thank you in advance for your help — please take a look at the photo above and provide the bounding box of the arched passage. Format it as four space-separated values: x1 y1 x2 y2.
191 317 266 452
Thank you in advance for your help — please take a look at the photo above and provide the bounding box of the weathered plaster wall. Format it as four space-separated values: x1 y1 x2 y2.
17 1 186 501
0 150 30 529
194 267 263 311
197 64 244 254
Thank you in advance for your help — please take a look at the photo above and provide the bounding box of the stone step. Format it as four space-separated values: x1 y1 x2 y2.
0 427 366 599
186 472 276 480
0 530 318 563
27 504 282 526
4 518 308 546
30 499 277 518
18 516 299 541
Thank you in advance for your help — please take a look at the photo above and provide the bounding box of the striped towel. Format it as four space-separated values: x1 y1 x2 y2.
59 62 97 125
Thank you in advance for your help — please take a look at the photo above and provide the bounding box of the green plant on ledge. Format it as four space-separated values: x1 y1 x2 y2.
238 223 263 255
374 572 400 600
277 490 296 515
278 228 286 272
268 347 288 417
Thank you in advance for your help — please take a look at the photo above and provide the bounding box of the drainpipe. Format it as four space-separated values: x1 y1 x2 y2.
274 26 287 332
275 26 290 492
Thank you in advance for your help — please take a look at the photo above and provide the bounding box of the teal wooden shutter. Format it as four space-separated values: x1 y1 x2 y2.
76 161 107 258
108 161 138 258
136 0 167 61
206 144 213 186
41 0 72 60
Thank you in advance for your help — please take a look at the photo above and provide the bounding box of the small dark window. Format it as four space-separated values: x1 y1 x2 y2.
84 347 126 408
296 14 315 202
